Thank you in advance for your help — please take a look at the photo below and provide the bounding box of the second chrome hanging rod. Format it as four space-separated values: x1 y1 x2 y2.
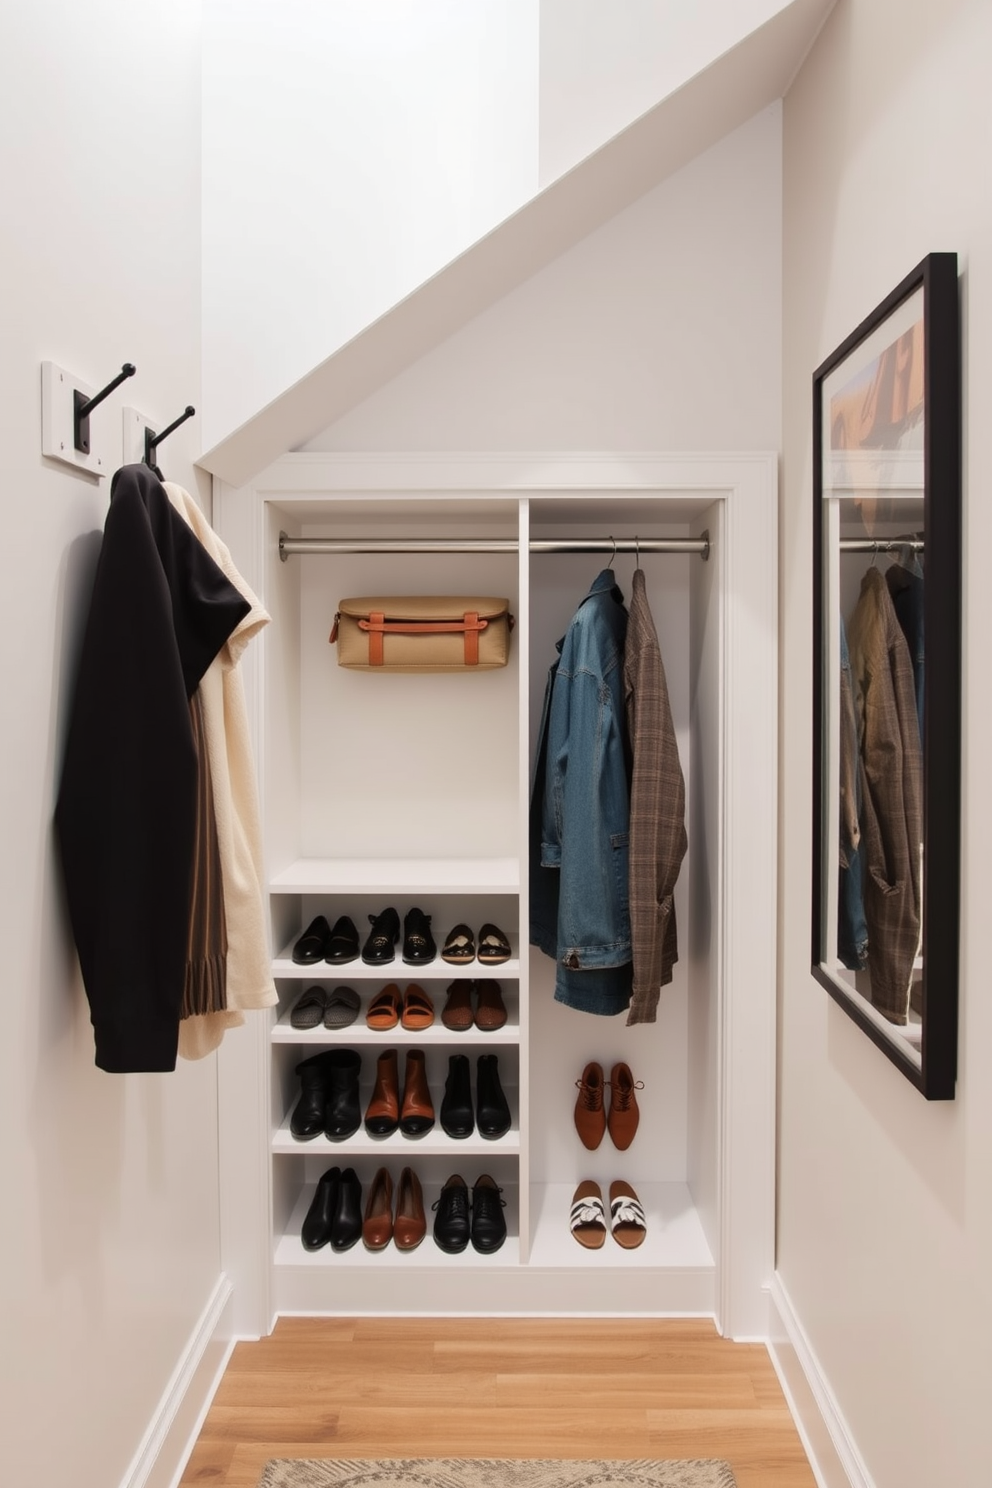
278 532 710 561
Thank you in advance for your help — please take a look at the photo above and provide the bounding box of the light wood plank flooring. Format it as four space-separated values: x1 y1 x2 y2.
180 1318 816 1488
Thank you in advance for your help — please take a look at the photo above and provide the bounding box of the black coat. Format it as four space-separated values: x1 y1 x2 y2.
55 465 251 1072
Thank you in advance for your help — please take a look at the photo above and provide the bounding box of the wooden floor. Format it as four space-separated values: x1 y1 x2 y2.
179 1317 816 1488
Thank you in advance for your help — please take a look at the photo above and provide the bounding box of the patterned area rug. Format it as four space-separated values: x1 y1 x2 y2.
257 1459 737 1488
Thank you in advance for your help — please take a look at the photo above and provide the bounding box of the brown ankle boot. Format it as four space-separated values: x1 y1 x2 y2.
364 1049 399 1136
573 1061 607 1150
400 1048 435 1136
607 1061 643 1151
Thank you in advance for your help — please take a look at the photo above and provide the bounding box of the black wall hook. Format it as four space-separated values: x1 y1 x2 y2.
145 405 196 468
74 363 136 453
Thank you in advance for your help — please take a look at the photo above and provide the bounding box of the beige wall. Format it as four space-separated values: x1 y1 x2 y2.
0 5 225 1485
780 1 992 1482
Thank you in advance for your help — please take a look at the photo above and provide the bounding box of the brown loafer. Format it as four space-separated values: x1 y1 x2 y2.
474 979 507 1031
441 980 474 1031
607 1062 643 1150
573 1060 607 1150
362 1166 393 1250
393 1166 426 1251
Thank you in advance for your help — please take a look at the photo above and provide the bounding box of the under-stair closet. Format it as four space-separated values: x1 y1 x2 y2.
213 451 777 1339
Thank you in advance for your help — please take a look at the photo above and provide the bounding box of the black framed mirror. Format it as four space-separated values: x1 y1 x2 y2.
812 252 960 1098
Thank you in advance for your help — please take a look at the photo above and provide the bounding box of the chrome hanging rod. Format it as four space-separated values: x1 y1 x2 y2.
839 538 924 553
278 532 710 561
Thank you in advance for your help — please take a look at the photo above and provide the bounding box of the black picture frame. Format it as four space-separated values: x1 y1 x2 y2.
811 252 960 1099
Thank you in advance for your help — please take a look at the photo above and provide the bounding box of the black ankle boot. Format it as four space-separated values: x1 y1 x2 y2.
440 1053 474 1139
300 1165 341 1249
476 1053 511 1140
291 1050 335 1140
322 1049 362 1140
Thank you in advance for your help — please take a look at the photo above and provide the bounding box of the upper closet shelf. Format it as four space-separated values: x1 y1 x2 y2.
269 856 520 895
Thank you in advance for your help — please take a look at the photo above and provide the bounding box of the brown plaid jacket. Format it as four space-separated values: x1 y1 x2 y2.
847 566 923 1022
622 568 688 1024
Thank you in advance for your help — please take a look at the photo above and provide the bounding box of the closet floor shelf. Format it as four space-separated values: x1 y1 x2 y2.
275 1181 521 1270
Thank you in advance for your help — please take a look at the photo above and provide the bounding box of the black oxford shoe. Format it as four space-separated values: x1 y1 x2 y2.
361 906 400 964
432 1173 471 1254
476 1053 511 1140
471 1174 507 1254
300 1166 341 1250
439 1053 474 1139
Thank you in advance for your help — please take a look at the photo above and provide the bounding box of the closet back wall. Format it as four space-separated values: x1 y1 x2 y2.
0 6 225 1488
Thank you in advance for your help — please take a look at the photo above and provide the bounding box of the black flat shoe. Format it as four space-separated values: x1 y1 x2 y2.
476 1053 511 1140
432 1173 471 1253
292 914 331 964
330 1167 363 1252
300 1166 341 1250
324 914 360 965
471 1174 507 1254
440 1054 474 1139
402 906 436 965
361 907 400 965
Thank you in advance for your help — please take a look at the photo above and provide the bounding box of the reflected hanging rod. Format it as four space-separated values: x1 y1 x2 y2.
278 532 710 561
839 538 925 553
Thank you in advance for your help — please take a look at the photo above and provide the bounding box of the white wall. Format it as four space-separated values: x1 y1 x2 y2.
538 0 806 185
0 6 224 1486
200 0 540 452
305 105 782 454
779 2 992 1483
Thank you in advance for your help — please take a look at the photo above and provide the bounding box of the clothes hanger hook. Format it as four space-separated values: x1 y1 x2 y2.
635 534 640 568
609 534 617 564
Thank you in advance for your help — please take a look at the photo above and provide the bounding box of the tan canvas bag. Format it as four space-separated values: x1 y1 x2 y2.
330 596 513 671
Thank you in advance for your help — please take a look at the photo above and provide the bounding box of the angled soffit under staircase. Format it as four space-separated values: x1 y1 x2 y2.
198 0 834 489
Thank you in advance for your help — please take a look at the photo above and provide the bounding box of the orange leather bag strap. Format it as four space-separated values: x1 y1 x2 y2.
358 610 488 665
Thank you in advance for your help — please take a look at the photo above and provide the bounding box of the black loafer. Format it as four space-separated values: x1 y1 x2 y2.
471 1174 507 1254
292 914 331 964
402 906 436 965
330 1167 363 1252
324 914 360 964
362 907 400 964
432 1174 471 1253
301 1166 341 1250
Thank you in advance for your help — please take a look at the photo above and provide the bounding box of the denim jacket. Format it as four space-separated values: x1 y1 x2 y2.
529 569 634 1016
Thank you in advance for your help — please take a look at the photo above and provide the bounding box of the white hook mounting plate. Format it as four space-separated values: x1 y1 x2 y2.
40 361 109 479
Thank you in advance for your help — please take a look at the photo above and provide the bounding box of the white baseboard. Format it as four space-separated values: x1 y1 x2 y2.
767 1272 875 1488
118 1273 236 1488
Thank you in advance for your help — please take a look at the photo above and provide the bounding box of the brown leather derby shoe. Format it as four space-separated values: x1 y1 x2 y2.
573 1060 607 1150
